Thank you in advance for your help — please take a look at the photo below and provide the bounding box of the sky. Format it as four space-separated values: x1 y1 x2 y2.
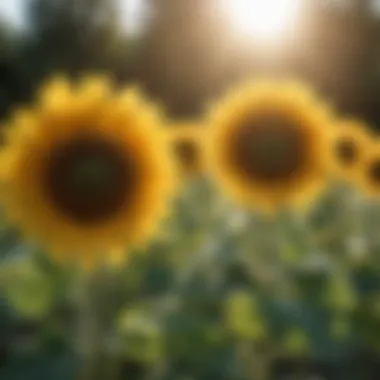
0 0 28 28
0 0 149 35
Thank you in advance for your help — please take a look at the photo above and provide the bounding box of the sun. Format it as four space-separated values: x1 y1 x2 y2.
221 0 300 41
120 0 149 37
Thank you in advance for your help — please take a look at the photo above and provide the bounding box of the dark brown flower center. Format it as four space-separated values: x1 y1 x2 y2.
175 139 198 169
368 159 380 185
230 113 306 182
335 138 358 165
44 135 137 224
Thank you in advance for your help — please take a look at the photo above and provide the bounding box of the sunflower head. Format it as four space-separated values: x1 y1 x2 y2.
205 80 335 212
359 145 380 198
168 122 204 178
331 119 373 183
1 75 176 268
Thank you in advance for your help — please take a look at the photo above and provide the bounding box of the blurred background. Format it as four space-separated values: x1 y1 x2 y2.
0 1 380 379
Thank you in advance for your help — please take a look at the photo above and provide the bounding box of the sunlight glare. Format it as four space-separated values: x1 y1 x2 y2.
222 0 300 41
120 0 149 37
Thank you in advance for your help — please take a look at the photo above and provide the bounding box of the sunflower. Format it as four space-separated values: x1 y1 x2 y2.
1 75 175 267
359 144 380 198
205 80 334 212
330 119 373 183
168 122 204 178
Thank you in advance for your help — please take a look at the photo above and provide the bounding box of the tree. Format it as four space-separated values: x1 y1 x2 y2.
136 0 234 118
290 0 380 127
0 23 29 121
24 0 126 81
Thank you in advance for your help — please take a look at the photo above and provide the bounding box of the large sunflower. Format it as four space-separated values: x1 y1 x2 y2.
168 122 204 178
1 76 175 267
330 119 373 183
205 80 334 212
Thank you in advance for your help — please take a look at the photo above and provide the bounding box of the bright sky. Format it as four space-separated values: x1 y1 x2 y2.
0 0 149 35
0 0 28 28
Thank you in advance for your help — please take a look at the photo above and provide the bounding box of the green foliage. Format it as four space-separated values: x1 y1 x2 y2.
2 258 54 318
117 306 163 363
224 291 267 341
282 328 310 356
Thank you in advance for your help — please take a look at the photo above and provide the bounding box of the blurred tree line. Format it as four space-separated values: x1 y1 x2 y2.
2 0 380 122
1 1 380 380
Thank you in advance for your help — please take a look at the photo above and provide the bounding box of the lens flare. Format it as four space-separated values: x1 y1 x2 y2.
221 0 300 41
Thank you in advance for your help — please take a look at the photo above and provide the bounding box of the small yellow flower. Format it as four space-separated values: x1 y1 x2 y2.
205 80 334 212
1 75 176 268
168 122 204 178
360 144 380 198
331 119 374 183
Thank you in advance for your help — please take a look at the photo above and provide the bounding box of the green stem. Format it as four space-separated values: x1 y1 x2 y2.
77 268 121 380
